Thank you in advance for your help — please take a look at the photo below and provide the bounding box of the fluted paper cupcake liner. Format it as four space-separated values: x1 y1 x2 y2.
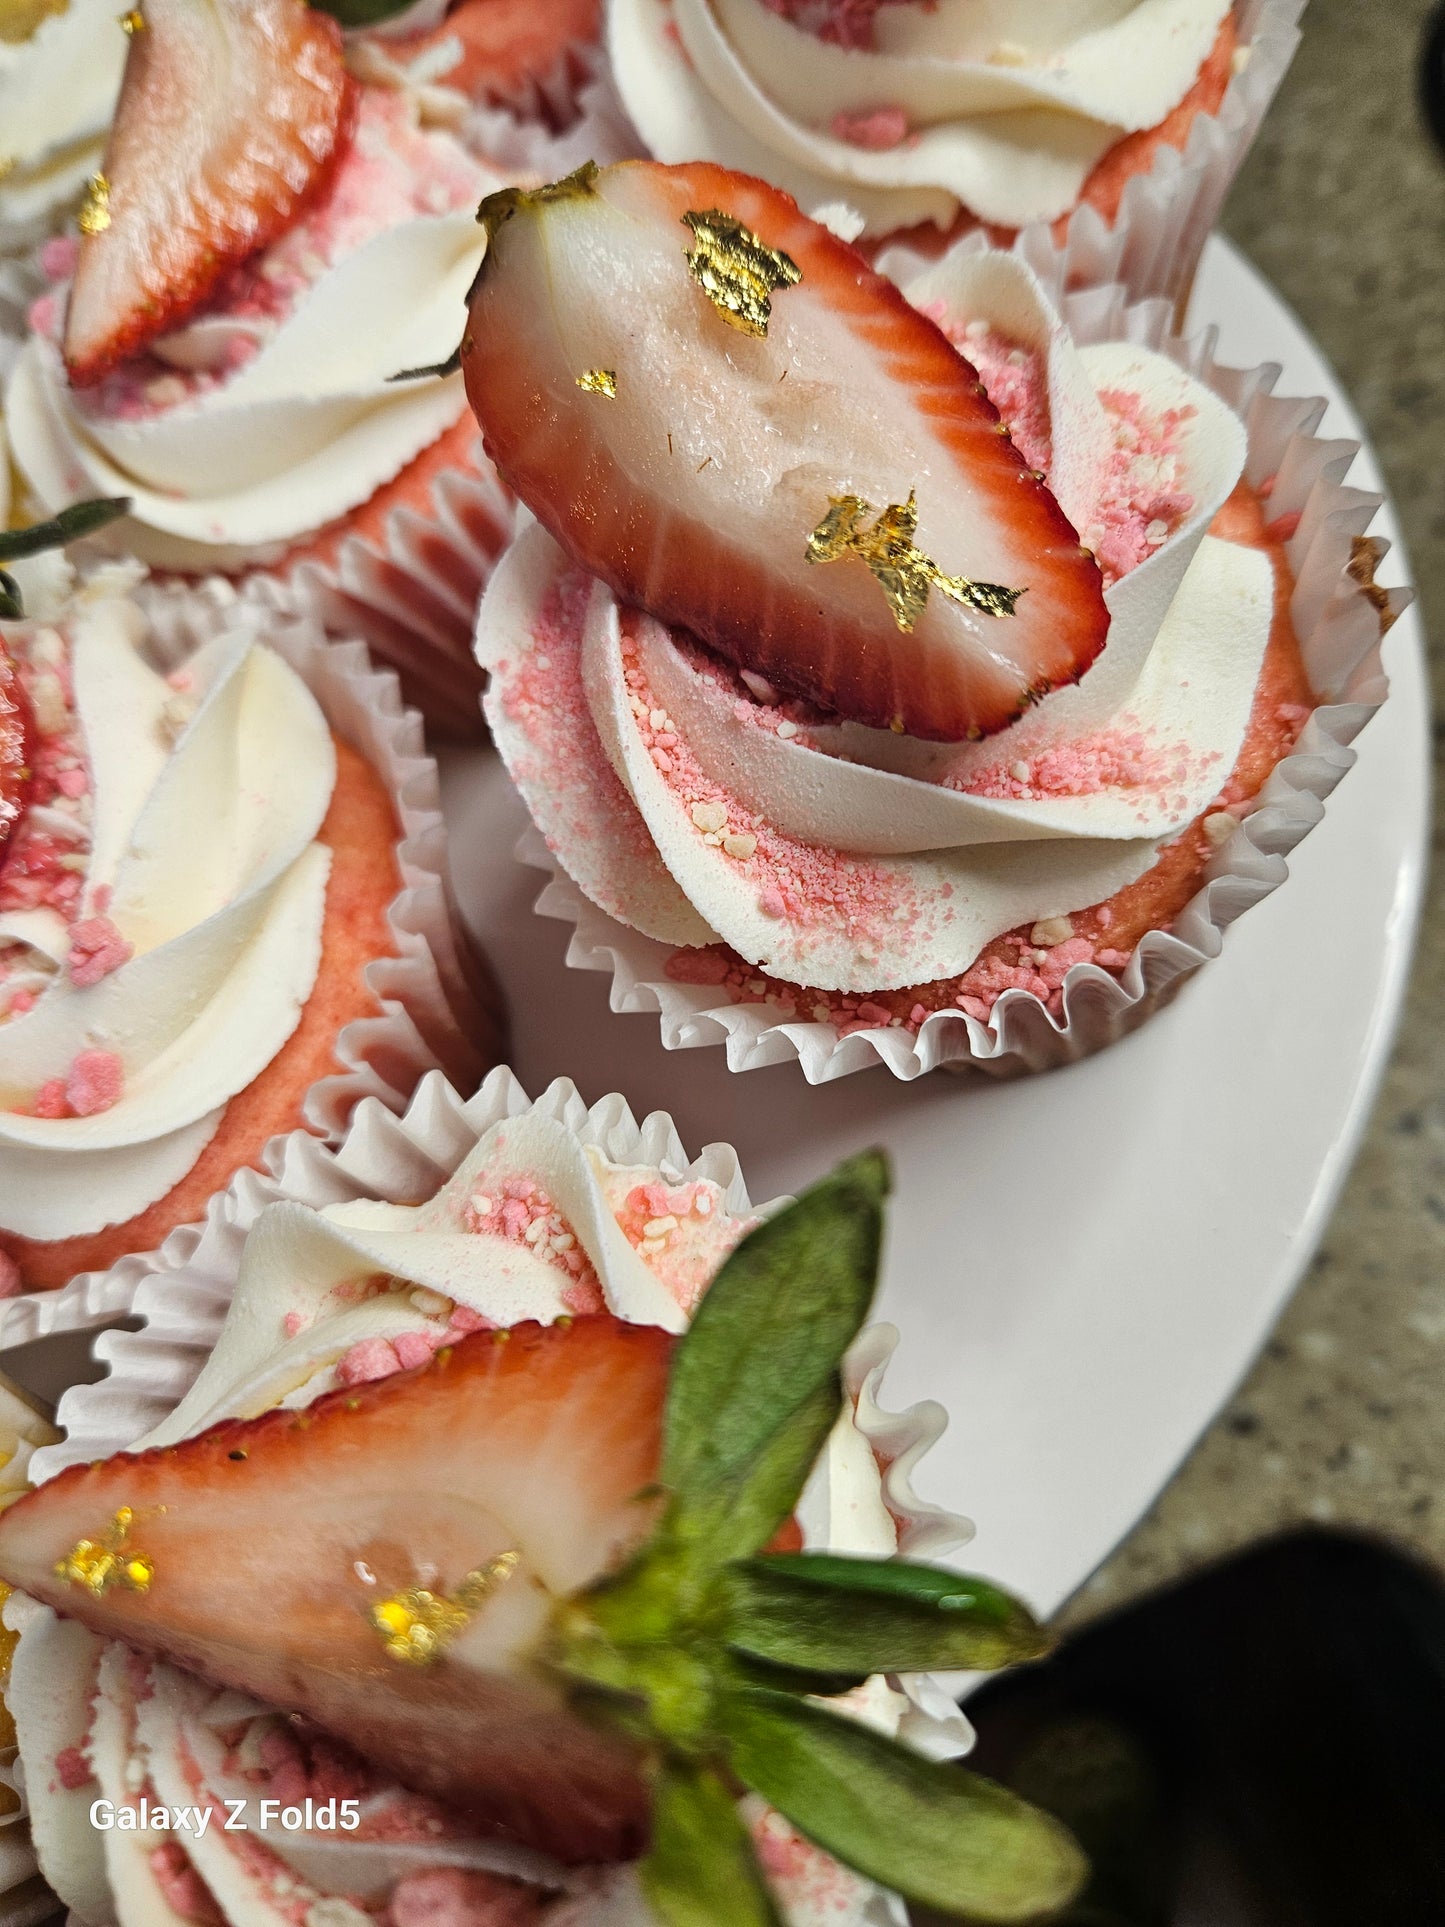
514 276 1401 1083
873 0 1305 310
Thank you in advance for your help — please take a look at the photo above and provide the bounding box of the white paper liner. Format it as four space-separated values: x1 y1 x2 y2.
0 579 505 1291
509 273 1404 1084
2 1068 973 1924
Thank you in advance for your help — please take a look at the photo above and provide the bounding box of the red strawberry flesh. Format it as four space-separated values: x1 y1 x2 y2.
462 160 1108 743
0 1320 673 1863
63 0 354 387
0 639 33 861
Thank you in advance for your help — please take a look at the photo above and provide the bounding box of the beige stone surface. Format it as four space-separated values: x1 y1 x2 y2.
1064 0 1445 1628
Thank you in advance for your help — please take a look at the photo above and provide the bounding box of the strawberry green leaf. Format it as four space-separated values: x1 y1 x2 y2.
0 498 131 565
0 574 21 621
720 1686 1088 1922
641 1760 784 1927
725 1553 1052 1675
308 0 418 23
663 1152 887 1531
670 1375 842 1569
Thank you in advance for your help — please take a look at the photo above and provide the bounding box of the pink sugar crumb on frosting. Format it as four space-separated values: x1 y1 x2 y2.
22 1049 125 1119
1085 387 1196 585
622 619 920 957
39 235 78 282
952 726 1206 802
66 1047 125 1116
67 914 134 988
935 320 1053 475
761 0 933 51
465 1175 604 1298
336 1337 404 1386
830 105 912 148
603 1173 755 1314
388 1867 544 1927
148 1842 225 1927
54 1744 91 1790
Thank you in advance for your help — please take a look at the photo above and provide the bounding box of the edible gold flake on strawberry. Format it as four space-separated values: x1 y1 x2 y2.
56 1508 153 1597
119 7 145 32
682 206 801 338
576 367 618 398
807 491 1025 634
77 173 111 237
372 1551 521 1666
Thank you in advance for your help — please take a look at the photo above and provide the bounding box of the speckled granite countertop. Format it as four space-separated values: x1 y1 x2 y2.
1064 0 1444 1626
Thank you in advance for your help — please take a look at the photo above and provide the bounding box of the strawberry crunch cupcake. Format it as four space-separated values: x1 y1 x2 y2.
2 0 563 731
0 1082 1085 1925
0 548 504 1293
609 0 1303 301
467 162 1395 1081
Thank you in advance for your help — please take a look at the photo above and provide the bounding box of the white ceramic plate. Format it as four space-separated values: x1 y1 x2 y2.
439 235 1429 1621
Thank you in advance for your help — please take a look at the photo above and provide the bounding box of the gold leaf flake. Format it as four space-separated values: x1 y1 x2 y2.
576 368 617 399
77 173 110 237
118 7 144 32
682 208 801 339
371 1551 519 1667
57 1508 153 1597
806 491 1024 633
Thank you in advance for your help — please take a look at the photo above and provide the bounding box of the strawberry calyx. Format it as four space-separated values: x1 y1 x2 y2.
0 499 132 622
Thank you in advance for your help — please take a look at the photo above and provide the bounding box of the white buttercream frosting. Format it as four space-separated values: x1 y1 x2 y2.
7 1093 969 1924
0 578 339 1241
611 0 1231 236
480 248 1271 998
6 84 508 571
0 0 128 252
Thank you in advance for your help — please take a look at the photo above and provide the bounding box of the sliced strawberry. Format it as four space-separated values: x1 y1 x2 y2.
0 640 32 861
64 0 354 387
0 1320 673 1864
462 160 1108 743
396 0 600 108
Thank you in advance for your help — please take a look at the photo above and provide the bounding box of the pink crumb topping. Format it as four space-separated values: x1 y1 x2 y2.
464 1175 604 1309
830 105 912 148
622 616 922 964
601 1172 757 1314
282 1311 306 1338
336 1337 405 1386
951 725 1215 803
65 1048 125 1116
148 1843 225 1927
761 0 933 51
54 1745 91 1790
38 235 78 281
388 1867 544 1927
926 318 1197 584
67 915 134 988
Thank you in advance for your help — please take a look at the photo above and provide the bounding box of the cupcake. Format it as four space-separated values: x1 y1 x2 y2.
2 0 564 733
0 1083 1084 1924
0 556 504 1293
608 0 1303 301
0 0 129 258
467 161 1395 1081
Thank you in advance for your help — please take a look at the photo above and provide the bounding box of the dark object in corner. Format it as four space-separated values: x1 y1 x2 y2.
1421 5 1445 160
959 1530 1445 1926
